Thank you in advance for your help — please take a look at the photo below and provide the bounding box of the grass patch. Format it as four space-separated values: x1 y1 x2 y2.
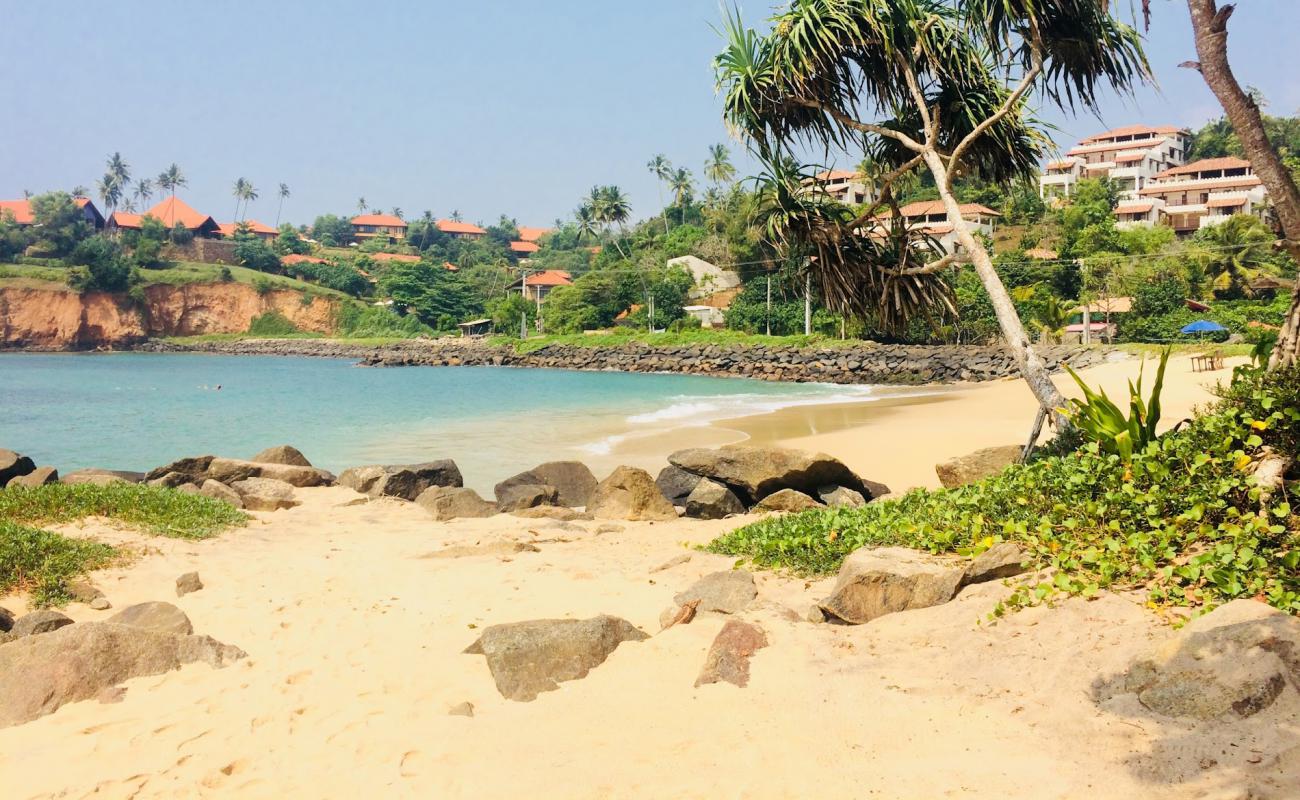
0 521 117 606
247 310 301 337
0 260 353 300
708 368 1300 616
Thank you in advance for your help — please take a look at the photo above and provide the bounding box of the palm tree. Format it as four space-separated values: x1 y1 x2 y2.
106 152 131 191
357 197 368 214
450 209 463 222
71 185 88 198
133 178 153 211
716 1 1149 422
1192 215 1278 298
417 210 435 249
275 183 290 227
574 204 599 242
669 168 694 208
391 207 403 219
704 143 736 188
232 178 249 222
156 163 186 209
646 154 673 234
240 182 258 222
96 174 123 215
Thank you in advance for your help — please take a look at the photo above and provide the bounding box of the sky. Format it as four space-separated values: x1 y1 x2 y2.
3 1 1299 229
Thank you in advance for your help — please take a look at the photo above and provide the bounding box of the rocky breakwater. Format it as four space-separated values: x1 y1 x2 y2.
140 336 1117 386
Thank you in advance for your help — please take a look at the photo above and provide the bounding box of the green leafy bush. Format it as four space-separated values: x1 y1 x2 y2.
708 374 1300 614
334 303 432 338
288 260 370 296
1062 348 1168 461
247 311 300 336
0 521 116 606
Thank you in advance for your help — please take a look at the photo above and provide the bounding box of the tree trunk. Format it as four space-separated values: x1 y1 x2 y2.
923 150 1069 425
1187 0 1300 368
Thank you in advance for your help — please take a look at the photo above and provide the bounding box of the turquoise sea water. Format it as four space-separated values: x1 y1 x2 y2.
0 353 875 492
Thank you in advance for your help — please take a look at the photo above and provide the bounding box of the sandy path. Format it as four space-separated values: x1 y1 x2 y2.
3 484 1292 798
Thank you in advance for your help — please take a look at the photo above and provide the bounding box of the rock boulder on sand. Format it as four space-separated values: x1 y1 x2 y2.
67 580 109 610
10 610 74 639
7 466 58 488
0 448 36 487
655 464 703 506
818 547 966 625
108 601 194 636
199 479 244 508
416 486 498 521
250 445 312 467
175 572 204 597
60 468 144 486
342 461 463 501
587 466 677 521
0 621 246 727
0 606 13 632
683 478 745 520
231 477 300 512
1110 599 1300 721
669 445 867 502
495 483 559 512
463 615 649 701
963 542 1029 585
695 619 768 688
935 445 1023 489
338 465 387 494
144 456 215 485
205 458 332 488
818 485 866 508
673 570 757 614
496 461 598 508
754 488 823 513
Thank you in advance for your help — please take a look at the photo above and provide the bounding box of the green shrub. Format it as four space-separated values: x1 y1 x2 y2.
247 310 300 336
708 377 1300 615
334 303 432 338
234 237 281 272
288 260 370 296
1062 348 1168 461
0 521 116 606
66 236 136 293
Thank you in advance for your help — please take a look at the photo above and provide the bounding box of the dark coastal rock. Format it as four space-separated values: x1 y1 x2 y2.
935 445 1023 489
818 547 966 625
0 449 36 488
0 621 246 727
175 572 204 597
10 610 74 638
416 486 498 520
108 601 194 636
0 606 13 632
67 580 109 609
496 461 598 508
588 466 678 521
683 478 745 520
61 468 144 486
250 444 312 467
669 445 866 503
147 471 195 489
7 465 58 488
463 615 649 701
230 477 300 511
655 464 703 506
144 456 215 485
754 488 823 513
695 619 768 688
495 483 560 512
673 570 757 615
347 460 463 501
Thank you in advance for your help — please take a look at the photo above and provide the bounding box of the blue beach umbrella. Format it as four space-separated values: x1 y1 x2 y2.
1180 320 1226 335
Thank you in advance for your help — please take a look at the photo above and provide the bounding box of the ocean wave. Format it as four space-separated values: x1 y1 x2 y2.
624 386 878 426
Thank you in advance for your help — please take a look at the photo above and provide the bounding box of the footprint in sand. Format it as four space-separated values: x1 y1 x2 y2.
399 750 433 778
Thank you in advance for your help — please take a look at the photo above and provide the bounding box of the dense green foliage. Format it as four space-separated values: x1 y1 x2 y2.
0 521 116 607
247 311 301 336
285 259 370 296
334 303 432 338
708 367 1300 615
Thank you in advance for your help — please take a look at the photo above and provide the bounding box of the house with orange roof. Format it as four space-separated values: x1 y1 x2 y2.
515 226 553 243
508 269 572 302
217 219 278 241
1130 156 1270 235
351 213 406 242
436 219 486 239
0 197 105 229
509 240 540 256
870 201 1000 256
802 169 873 205
1040 124 1192 203
370 252 421 264
107 197 220 237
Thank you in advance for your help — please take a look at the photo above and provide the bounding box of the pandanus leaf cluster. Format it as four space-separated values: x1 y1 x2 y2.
1063 348 1170 461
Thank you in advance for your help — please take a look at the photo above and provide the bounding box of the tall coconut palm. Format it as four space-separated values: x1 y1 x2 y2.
450 209 463 222
232 178 249 222
276 183 291 227
646 154 673 234
391 207 403 220
240 182 258 222
357 197 368 214
669 168 694 208
106 153 131 191
704 143 736 188
133 178 153 211
574 204 599 243
156 164 187 226
716 0 1149 422
97 174 123 215
71 185 88 198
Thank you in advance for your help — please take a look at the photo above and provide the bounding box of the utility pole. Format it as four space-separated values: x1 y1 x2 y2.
765 275 772 336
803 269 812 336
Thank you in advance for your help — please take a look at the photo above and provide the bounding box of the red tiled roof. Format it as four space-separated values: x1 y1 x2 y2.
920 223 955 235
1140 175 1262 196
436 219 486 235
1114 153 1146 163
509 240 540 254
1080 124 1186 144
281 254 326 265
1207 196 1247 208
813 169 860 181
891 201 1000 218
146 197 217 230
521 269 572 287
1115 201 1155 213
1044 160 1077 170
1152 157 1252 180
516 226 552 243
218 219 278 237
370 252 421 263
0 200 33 224
351 213 406 228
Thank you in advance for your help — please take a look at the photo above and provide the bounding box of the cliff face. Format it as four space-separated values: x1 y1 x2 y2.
0 283 339 349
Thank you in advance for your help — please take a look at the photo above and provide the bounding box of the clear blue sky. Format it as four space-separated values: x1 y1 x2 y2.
3 1 1298 228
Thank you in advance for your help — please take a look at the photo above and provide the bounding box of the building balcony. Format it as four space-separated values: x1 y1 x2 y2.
1161 203 1208 215
1116 219 1155 230
1040 172 1076 184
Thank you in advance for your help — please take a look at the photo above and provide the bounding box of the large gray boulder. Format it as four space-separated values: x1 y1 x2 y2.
250 444 312 467
341 461 463 501
61 468 144 486
496 461 598 508
495 483 559 512
230 477 299 512
463 615 649 701
1111 599 1300 721
0 449 36 487
963 542 1029 585
10 610 74 638
205 458 331 488
416 486 498 521
935 445 1023 489
0 621 245 727
818 485 866 508
587 466 678 521
695 619 768 688
673 570 758 614
7 465 58 488
684 478 745 520
144 456 215 485
754 488 823 513
656 464 703 506
669 445 867 503
198 479 244 508
108 601 194 636
818 547 966 625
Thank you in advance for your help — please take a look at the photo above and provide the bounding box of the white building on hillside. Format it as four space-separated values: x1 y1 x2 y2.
1132 157 1270 235
667 255 742 300
802 169 874 205
870 201 1000 256
1040 124 1192 203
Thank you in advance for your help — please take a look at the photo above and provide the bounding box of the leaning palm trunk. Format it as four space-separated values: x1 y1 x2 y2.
1184 0 1300 368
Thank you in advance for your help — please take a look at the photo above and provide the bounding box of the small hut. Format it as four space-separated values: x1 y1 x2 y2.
457 318 492 337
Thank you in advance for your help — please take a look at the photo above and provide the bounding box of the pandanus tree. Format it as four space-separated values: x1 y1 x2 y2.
716 0 1150 421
